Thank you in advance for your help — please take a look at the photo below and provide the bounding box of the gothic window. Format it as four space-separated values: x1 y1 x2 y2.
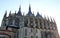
53 23 56 30
25 29 27 36
9 19 13 25
36 36 38 38
35 19 38 28
31 36 33 38
41 31 43 38
24 18 28 27
47 33 50 38
36 29 38 33
30 18 33 28
51 22 53 30
3 21 6 26
44 20 46 29
44 31 46 38
24 37 27 38
54 24 57 30
41 31 46 38
31 28 33 32
47 21 49 29
39 19 43 29
15 18 19 27
45 32 47 38
50 32 54 38
0 37 5 38
40 21 42 29
45 32 51 38
52 23 55 30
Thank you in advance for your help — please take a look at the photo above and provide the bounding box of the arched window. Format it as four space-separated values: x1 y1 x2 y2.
2 21 6 26
31 36 33 38
36 36 38 38
25 29 27 36
15 18 19 27
24 18 28 27
9 19 13 25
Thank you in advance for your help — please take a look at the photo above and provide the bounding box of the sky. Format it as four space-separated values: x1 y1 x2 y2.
0 0 60 36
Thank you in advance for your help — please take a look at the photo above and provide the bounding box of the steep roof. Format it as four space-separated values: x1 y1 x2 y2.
36 12 42 18
27 5 34 16
17 6 22 16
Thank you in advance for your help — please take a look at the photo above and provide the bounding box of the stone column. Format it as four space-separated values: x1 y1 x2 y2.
33 28 36 38
37 18 40 29
33 17 36 38
47 32 51 38
41 18 44 29
44 19 48 29
27 17 30 27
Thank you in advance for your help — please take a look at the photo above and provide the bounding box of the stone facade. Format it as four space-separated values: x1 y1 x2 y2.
0 5 59 38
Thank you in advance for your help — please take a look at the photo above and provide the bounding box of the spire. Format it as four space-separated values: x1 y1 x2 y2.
53 18 56 23
27 4 33 16
3 11 7 20
48 17 50 21
9 11 11 17
36 12 42 18
17 6 22 16
2 11 7 26
14 11 16 17
4 11 7 17
44 15 47 20
47 16 50 21
29 4 31 12
15 11 16 15
51 18 53 22
50 16 53 22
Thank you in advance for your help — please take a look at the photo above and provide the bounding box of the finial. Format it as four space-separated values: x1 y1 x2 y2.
4 10 7 17
15 11 16 13
32 11 35 16
51 18 53 22
47 16 50 21
5 10 7 13
36 12 42 18
27 4 33 16
17 6 22 16
50 16 53 22
29 4 31 12
19 6 21 11
37 12 40 16
53 18 56 23
44 15 46 19
10 11 11 13
15 11 16 15
9 11 11 16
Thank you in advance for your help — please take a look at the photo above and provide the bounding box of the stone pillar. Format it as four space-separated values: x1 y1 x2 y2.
27 17 30 27
47 32 50 38
55 31 59 38
33 17 36 38
39 19 42 29
33 17 35 28
41 18 44 29
47 20 50 30
41 31 46 38
37 18 40 29
19 17 24 28
33 28 36 38
44 19 48 29
50 32 54 38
